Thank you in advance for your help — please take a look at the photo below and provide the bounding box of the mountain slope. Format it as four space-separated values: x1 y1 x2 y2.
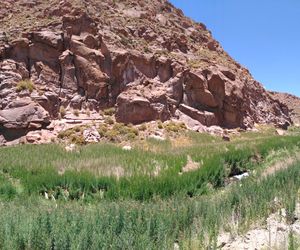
270 91 300 125
0 0 291 143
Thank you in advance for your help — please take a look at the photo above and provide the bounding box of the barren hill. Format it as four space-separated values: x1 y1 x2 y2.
0 0 292 143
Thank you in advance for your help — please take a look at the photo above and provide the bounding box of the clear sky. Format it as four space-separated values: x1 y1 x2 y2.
169 0 300 97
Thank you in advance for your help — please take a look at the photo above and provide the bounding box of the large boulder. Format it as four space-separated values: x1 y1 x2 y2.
116 92 170 124
0 99 50 128
183 71 218 109
0 99 50 140
59 50 78 91
179 104 218 126
74 55 109 101
116 94 157 124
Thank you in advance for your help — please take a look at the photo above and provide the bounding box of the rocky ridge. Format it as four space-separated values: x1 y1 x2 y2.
270 91 300 126
0 0 292 144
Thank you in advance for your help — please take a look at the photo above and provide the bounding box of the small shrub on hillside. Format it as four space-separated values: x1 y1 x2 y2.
73 109 80 117
98 124 109 137
157 121 164 129
97 122 139 142
70 134 86 145
126 132 137 140
105 130 119 142
164 121 186 132
59 106 66 118
58 126 86 140
104 116 114 125
58 130 72 139
103 107 116 116
16 79 35 93
144 46 152 53
113 123 139 137
139 123 147 131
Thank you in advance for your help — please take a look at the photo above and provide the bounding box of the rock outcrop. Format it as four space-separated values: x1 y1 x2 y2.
0 0 292 142
270 91 300 126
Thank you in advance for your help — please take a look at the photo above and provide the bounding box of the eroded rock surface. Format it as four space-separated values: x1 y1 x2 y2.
0 0 292 143
270 91 300 126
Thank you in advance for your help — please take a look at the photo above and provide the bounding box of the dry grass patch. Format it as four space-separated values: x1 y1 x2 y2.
171 135 193 148
181 155 201 173
262 153 300 178
16 79 35 92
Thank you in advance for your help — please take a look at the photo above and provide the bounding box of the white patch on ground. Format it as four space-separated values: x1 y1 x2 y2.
232 172 249 181
65 143 76 152
181 155 201 173
122 145 132 151
218 203 300 249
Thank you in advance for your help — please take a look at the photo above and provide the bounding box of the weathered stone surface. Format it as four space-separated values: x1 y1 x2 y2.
175 109 204 132
0 134 6 146
59 50 78 91
32 91 60 118
74 55 108 100
270 91 300 125
179 104 218 126
32 31 63 50
0 0 293 143
116 94 157 124
83 127 100 143
25 129 55 144
0 100 50 129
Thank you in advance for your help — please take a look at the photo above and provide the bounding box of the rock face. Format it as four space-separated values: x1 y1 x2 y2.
0 99 50 140
270 91 300 125
0 0 292 142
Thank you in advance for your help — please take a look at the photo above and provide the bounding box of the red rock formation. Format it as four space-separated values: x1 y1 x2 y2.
0 0 292 142
270 92 300 125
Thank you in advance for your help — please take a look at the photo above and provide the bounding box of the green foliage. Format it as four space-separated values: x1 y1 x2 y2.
57 126 87 145
73 109 80 117
0 133 300 248
58 126 85 139
0 174 16 200
139 123 147 131
0 160 299 249
104 116 114 125
0 134 299 202
98 122 139 142
16 79 35 92
157 121 164 129
103 107 116 116
59 106 66 118
164 121 186 132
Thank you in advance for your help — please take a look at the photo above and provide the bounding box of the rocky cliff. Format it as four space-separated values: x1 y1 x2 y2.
0 0 292 143
270 91 300 126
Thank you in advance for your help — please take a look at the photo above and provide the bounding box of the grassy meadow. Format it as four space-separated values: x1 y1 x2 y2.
0 127 300 249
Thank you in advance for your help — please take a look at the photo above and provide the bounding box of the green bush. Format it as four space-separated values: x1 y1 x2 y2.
0 159 300 249
59 106 66 118
103 107 116 116
16 79 35 93
0 175 17 200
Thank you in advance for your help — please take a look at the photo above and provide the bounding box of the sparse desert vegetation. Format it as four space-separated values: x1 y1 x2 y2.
16 79 35 93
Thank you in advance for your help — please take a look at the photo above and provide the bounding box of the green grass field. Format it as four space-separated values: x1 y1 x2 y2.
0 128 300 249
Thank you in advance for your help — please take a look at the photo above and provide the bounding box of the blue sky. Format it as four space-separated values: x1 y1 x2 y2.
169 0 300 96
